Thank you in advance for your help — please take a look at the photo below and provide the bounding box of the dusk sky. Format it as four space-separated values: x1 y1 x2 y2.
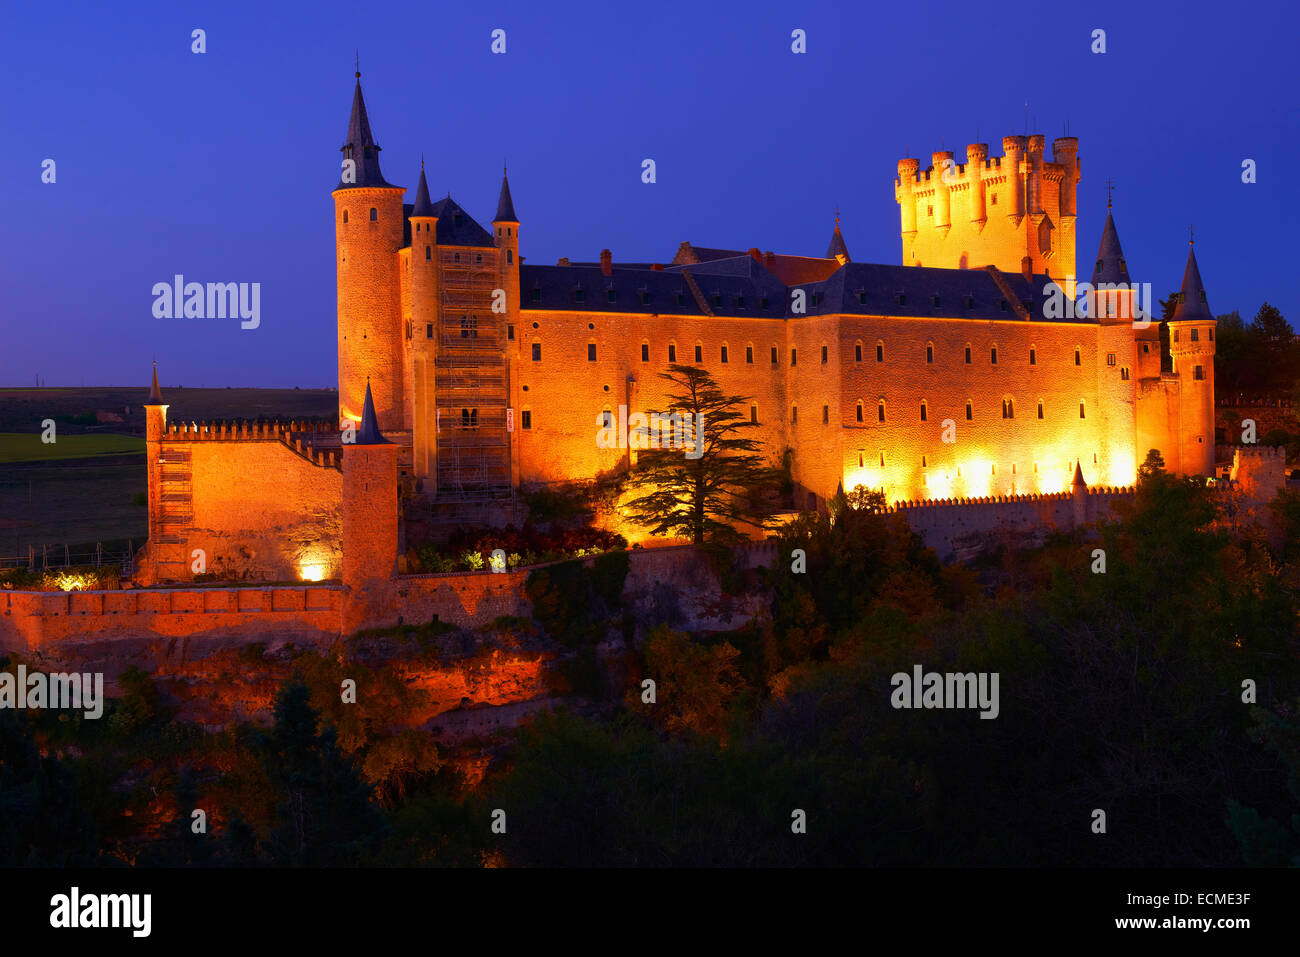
4 0 1295 388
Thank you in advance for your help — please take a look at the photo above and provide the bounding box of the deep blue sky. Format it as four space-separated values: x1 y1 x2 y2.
4 0 1295 387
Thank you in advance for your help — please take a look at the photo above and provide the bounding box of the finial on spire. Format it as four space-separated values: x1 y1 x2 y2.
1189 223 1194 246
420 153 424 171
835 205 839 228
355 50 360 79
1104 177 1115 210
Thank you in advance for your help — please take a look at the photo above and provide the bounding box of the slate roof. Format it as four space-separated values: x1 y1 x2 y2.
355 381 391 445
826 224 850 261
1171 245 1213 322
520 254 1078 323
337 77 396 190
495 170 518 222
403 196 496 248
1091 211 1130 286
146 362 162 404
411 166 435 218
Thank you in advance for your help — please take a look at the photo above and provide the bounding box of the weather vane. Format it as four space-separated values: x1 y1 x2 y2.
1104 177 1115 210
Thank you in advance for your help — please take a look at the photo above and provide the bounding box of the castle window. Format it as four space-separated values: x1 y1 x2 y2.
746 345 754 364
607 289 617 303
1209 328 1214 341
926 343 933 363
927 205 933 217
1106 352 1116 366
694 343 703 363
896 293 907 305
1194 365 1205 380
859 453 865 467
1002 398 1014 419
508 324 515 340
964 345 972 364
877 400 886 422
990 193 997 206
736 296 745 308
856 401 863 423
823 404 830 424
532 342 541 361
640 290 651 304
760 297 769 309
507 250 513 264
1173 330 1179 342
342 210 349 223
1030 346 1037 365
1079 401 1086 418
991 346 998 364
791 348 797 366
750 404 758 424
602 409 614 429
530 288 542 303
425 246 432 260
1121 367 1129 380
369 208 377 221
812 294 821 307
922 454 928 467
641 343 649 362
574 288 585 303
721 345 729 364
461 316 478 338
712 294 722 307
999 299 1008 312
791 405 797 423
677 293 686 307
1142 343 1150 353
588 343 597 362
533 321 539 329
858 292 867 305
855 342 863 362
1037 400 1044 419
965 400 973 421
932 295 941 307
965 296 974 309
521 409 532 430
876 342 884 362
1190 329 1199 342
821 345 828 364
669 343 677 362
589 322 595 330
425 323 433 339
1074 348 1081 365
476 254 482 264
880 452 886 467
920 401 927 422
771 346 778 365
454 253 461 263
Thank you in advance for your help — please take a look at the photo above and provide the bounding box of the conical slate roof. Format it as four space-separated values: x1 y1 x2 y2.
355 380 390 445
826 223 850 261
1091 211 1130 286
1071 460 1087 488
337 75 395 190
411 165 435 217
495 168 518 222
1171 244 1213 322
145 362 163 404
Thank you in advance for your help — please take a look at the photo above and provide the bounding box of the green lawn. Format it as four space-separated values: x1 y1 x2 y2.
0 432 144 463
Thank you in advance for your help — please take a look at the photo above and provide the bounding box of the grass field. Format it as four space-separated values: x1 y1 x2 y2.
0 432 144 463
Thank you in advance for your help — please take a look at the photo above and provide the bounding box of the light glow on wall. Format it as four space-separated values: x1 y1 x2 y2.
299 563 326 582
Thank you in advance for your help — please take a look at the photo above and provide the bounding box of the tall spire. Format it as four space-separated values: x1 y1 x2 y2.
355 379 391 445
337 70 394 190
145 360 163 404
1091 207 1130 285
1171 239 1212 322
494 166 518 222
826 211 849 261
411 163 435 218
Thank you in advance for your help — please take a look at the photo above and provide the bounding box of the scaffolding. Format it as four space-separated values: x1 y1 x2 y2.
434 248 511 498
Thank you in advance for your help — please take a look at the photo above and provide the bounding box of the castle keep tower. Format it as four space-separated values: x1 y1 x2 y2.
333 72 406 428
1167 240 1217 476
1089 205 1139 486
342 382 399 631
895 135 1080 293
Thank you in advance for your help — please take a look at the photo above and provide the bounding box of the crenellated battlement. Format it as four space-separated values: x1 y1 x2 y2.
163 418 340 440
884 486 1134 512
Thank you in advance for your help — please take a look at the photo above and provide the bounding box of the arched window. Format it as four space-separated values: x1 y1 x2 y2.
1074 347 1081 366
750 404 758 424
507 249 513 264
856 400 863 423
877 400 886 422
369 207 378 221
1029 345 1037 365
342 209 349 223
926 342 934 364
821 344 828 364
991 345 998 364
965 400 973 421
746 343 754 364
1079 399 1086 418
668 341 677 362
876 341 884 362
641 341 649 363
721 343 729 364
964 343 972 364
425 246 431 260
855 340 863 362
602 407 614 429
822 404 829 424
791 404 797 424
920 400 928 422
1037 399 1044 419
1002 397 1014 419
694 342 703 363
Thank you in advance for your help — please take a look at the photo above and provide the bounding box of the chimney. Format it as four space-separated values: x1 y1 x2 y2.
1021 256 1033 283
600 249 612 276
764 251 776 271
747 247 761 262
651 263 664 271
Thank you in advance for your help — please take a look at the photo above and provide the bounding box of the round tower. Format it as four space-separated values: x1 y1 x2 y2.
895 157 920 262
966 143 988 228
333 71 406 429
342 381 400 633
1002 136 1028 225
409 162 440 483
1167 239 1217 476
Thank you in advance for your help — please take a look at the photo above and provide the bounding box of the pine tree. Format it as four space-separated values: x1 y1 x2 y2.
622 364 778 544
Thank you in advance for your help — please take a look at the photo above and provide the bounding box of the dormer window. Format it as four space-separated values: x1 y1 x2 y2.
530 287 542 303
607 289 617 303
454 213 464 227
858 292 867 305
574 288 585 303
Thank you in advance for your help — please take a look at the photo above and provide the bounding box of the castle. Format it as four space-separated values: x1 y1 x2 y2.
132 73 1219 586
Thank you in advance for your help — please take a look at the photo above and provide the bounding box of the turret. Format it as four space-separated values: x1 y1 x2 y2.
895 157 920 260
1168 238 1217 475
332 70 406 430
966 143 988 229
826 211 850 263
342 381 399 632
1089 204 1133 324
493 167 522 489
409 162 440 483
1002 135 1028 226
931 150 954 235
